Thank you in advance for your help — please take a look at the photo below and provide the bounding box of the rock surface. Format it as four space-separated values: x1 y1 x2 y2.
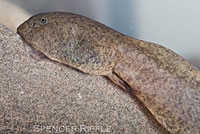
0 24 169 134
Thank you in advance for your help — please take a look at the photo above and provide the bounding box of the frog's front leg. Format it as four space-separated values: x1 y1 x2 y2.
107 72 132 93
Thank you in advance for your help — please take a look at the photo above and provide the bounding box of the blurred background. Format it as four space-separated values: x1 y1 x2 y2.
1 0 200 67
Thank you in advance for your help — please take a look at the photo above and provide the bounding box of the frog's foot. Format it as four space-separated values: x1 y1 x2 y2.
30 49 47 61
107 72 131 92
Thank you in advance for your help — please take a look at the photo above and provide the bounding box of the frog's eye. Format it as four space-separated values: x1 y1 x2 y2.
29 22 34 27
39 17 48 24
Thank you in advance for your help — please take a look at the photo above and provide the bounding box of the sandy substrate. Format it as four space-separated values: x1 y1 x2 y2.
0 24 169 134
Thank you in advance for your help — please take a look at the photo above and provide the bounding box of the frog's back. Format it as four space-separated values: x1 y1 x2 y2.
114 37 200 133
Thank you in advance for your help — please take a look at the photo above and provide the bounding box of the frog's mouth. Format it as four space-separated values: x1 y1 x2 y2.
17 21 33 44
17 24 34 51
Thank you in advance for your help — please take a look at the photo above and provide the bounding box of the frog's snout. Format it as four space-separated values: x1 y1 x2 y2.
17 23 25 36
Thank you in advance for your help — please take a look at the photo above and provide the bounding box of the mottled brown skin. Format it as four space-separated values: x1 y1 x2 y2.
17 12 200 134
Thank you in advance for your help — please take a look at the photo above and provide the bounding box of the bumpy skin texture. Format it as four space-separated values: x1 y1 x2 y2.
17 12 200 134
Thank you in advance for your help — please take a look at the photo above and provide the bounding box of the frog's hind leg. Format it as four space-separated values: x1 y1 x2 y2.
107 72 131 92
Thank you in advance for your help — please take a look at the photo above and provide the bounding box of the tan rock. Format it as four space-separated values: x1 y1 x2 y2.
0 1 31 31
0 24 169 134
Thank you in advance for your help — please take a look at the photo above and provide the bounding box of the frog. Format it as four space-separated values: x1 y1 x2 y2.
17 12 200 134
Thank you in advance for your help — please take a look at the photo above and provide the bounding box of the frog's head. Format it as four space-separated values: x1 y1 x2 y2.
17 12 59 51
17 12 80 54
18 15 43 38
